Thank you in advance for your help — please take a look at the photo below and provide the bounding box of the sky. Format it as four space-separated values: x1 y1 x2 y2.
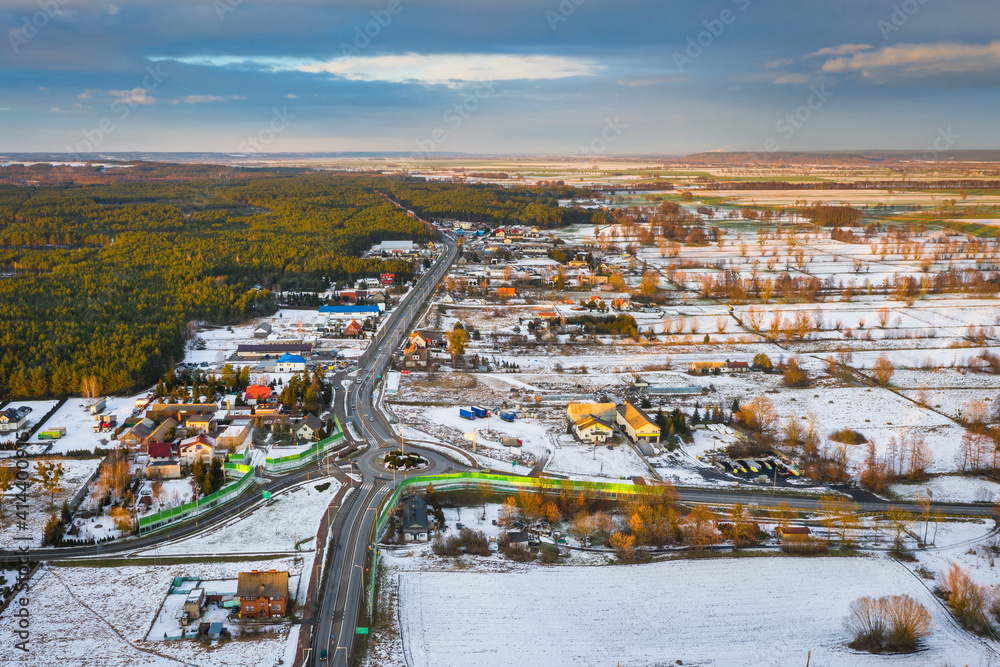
0 0 998 155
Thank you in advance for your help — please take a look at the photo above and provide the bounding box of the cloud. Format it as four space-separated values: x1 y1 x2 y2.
155 53 603 85
171 94 243 104
820 41 1000 79
617 74 690 86
108 88 156 105
764 58 794 68
806 44 873 58
78 89 101 99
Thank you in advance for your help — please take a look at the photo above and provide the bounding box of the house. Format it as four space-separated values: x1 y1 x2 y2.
147 441 174 463
147 418 180 445
184 414 217 436
408 331 429 349
344 320 363 337
145 460 181 479
275 353 307 373
380 273 396 285
574 415 615 444
244 384 273 404
403 345 429 369
237 570 289 619
218 419 252 450
178 435 216 466
253 323 272 339
505 531 530 549
497 287 515 298
402 496 430 542
0 409 27 433
235 342 312 360
689 361 727 373
566 402 617 424
726 361 750 373
616 401 661 444
295 414 322 442
121 418 156 447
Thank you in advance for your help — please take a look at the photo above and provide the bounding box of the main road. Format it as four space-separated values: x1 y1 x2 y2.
309 230 466 667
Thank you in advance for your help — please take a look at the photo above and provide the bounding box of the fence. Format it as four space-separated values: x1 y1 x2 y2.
138 466 257 533
263 418 346 474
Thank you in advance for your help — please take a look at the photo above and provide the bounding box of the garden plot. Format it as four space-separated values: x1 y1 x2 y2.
0 559 303 666
146 479 341 556
397 556 994 667
28 395 138 454
0 457 102 549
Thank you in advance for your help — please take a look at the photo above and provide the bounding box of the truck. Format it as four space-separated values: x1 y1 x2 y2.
134 397 150 410
502 437 522 448
89 397 107 414
459 408 475 420
499 410 516 422
38 427 66 440
471 406 488 418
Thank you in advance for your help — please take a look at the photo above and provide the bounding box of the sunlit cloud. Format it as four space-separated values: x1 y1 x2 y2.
819 41 1000 79
108 88 156 105
153 53 603 85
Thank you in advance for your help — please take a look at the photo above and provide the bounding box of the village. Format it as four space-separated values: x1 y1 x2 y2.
6 171 1000 666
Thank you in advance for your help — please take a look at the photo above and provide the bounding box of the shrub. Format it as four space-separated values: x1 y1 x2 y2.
829 429 867 445
459 528 492 556
846 594 931 653
782 358 810 388
431 535 463 557
940 563 994 635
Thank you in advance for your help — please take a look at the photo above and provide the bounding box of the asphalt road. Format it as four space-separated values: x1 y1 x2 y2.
311 230 464 666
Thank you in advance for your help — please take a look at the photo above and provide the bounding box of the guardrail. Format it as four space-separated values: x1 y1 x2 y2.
138 466 258 533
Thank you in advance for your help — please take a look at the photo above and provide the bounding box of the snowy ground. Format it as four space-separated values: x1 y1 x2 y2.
0 559 303 666
395 556 996 667
142 478 342 556
0 457 102 548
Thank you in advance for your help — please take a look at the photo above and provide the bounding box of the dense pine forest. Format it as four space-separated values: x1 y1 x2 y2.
0 164 594 399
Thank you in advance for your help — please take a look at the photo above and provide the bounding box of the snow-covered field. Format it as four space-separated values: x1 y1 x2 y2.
397 556 996 667
144 478 342 555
